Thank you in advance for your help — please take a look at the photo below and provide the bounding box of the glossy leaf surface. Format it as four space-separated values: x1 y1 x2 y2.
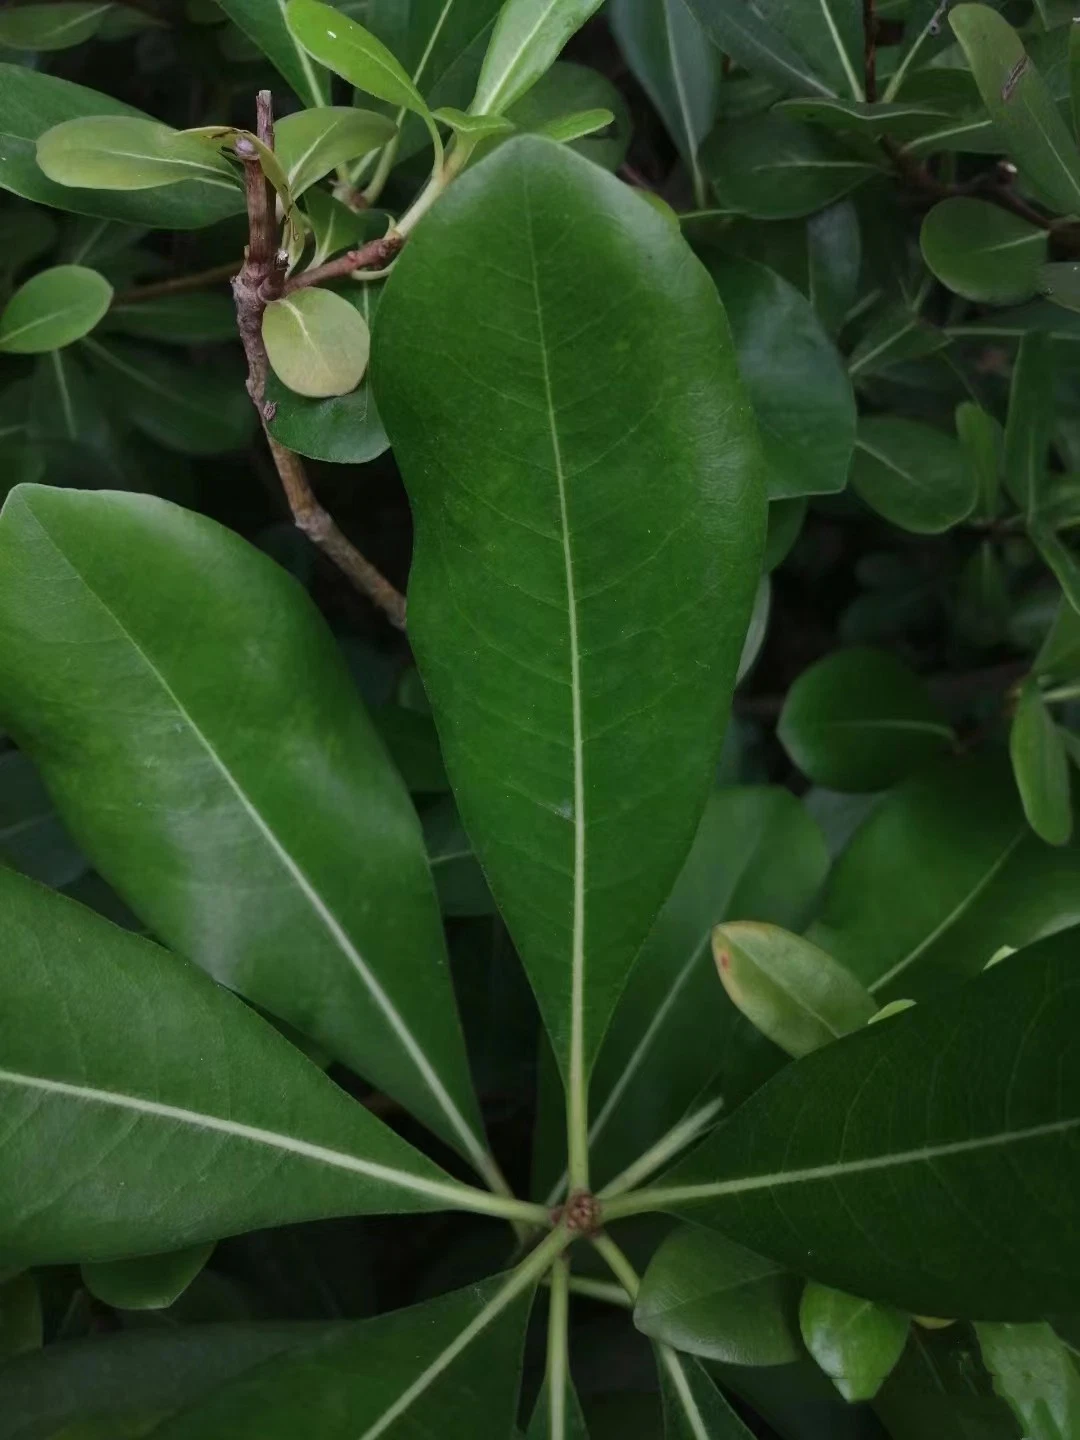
286 0 432 121
0 485 488 1171
471 0 606 115
37 116 239 191
921 198 1047 304
0 264 111 354
976 1321 1080 1438
851 418 978 534
799 1283 909 1401
1010 679 1072 846
374 138 765 1082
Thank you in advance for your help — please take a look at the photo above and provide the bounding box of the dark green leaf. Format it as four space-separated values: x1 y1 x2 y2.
684 0 861 100
373 138 765 1085
0 1273 41 1363
799 1284 909 1401
703 114 880 219
778 97 951 139
82 1245 215 1312
778 647 954 791
424 796 495 916
214 0 332 106
847 303 950 378
707 255 855 500
658 1349 756 1438
0 486 492 1176
851 418 977 533
470 0 606 116
0 748 88 889
0 3 113 52
764 496 807 571
527 1377 591 1438
976 1321 1080 1438
921 197 1047 304
956 400 1004 520
1010 679 1072 845
1035 599 1080 682
633 935 1080 1319
105 292 239 345
1031 520 1080 616
1041 261 1080 314
875 1322 1021 1440
636 1227 801 1366
0 264 112 354
1004 332 1054 520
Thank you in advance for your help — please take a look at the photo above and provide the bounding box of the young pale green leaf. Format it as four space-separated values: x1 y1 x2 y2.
956 400 1004 520
535 107 614 143
976 1321 1080 1438
139 1261 550 1440
286 0 432 121
852 417 978 534
37 115 239 192
434 106 516 139
1010 679 1072 846
215 0 333 106
707 255 855 500
0 1274 41 1363
799 1284 909 1402
1036 599 1080 682
0 66 244 230
274 107 395 196
610 0 719 203
373 139 765 1098
0 2 113 50
658 1348 756 1439
501 61 630 170
950 6 1080 216
0 264 112 354
713 922 877 1057
703 113 880 220
636 1228 801 1366
621 935 1080 1319
0 866 488 1268
470 0 606 116
0 485 492 1177
1004 332 1054 519
778 647 954 792
921 197 1047 304
82 1245 215 1312
263 287 370 399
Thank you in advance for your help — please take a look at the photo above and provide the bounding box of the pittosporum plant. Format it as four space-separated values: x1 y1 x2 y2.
1 0 1080 1436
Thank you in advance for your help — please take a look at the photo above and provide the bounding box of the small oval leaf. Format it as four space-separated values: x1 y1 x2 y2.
263 287 370 399
852 417 978 533
0 265 113 354
285 0 431 121
921 197 1047 304
800 1282 910 1402
1009 679 1073 846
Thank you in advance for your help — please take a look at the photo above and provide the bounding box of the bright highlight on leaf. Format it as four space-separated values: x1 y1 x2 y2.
263 288 371 399
0 264 112 354
799 1282 910 1401
471 0 606 116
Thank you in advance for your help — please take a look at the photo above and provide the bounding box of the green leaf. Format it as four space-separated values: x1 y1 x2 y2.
1042 261 1080 314
105 291 239 346
703 113 879 220
707 255 855 500
1031 519 1080 617
778 647 954 791
950 5 1080 216
630 935 1080 1319
1010 679 1073 846
214 0 332 106
658 1349 756 1439
1036 599 1080 682
956 400 1004 520
535 107 613 143
434 106 516 138
502 61 630 170
0 66 245 229
799 1284 909 1402
976 1321 1080 1438
847 303 950 378
0 867 492 1267
764 495 807 570
876 1322 1022 1440
1004 332 1054 520
263 287 370 399
683 0 860 100
852 417 978 533
809 752 1080 1002
636 1227 801 1366
37 116 239 192
470 0 606 116
0 486 493 1177
372 138 765 1087
0 749 88 889
425 796 495 916
0 1273 41 1363
274 107 395 196
921 197 1047 304
0 2 113 51
0 264 111 354
610 0 719 202
136 1261 549 1440
777 96 952 139
82 1245 215 1312
286 0 433 124
527 1376 591 1438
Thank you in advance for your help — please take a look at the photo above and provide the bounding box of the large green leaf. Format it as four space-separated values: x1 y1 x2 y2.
0 866 489 1268
808 753 1080 1002
37 117 240 192
683 0 860 99
706 255 855 500
658 1349 756 1438
778 647 954 791
82 1245 215 1312
143 1261 549 1440
875 1322 1021 1440
0 264 112 354
976 1321 1080 1438
470 0 606 116
0 66 245 229
274 107 396 196
703 113 879 219
0 485 492 1177
615 934 1080 1319
372 138 765 1093
920 198 1047 305
851 418 978 534
215 0 334 106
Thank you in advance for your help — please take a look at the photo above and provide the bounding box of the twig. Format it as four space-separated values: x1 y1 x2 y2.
113 260 240 305
882 136 1054 231
284 233 403 293
231 91 407 632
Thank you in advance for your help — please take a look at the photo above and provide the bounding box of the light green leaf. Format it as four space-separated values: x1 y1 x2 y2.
921 197 1047 304
0 866 490 1267
707 254 855 500
976 1321 1080 1439
434 106 516 138
214 0 332 106
950 5 1080 216
286 0 434 124
800 1284 909 1402
636 1227 801 1366
274 107 395 196
372 138 765 1097
37 115 239 192
82 1245 215 1312
1004 332 1054 520
658 1348 756 1439
0 1273 41 1363
703 113 880 220
0 264 112 354
536 107 613 143
0 2 113 52
852 417 978 533
778 647 954 792
470 0 605 115
624 935 1080 1319
263 287 370 399
0 485 494 1178
713 921 877 1057
1010 679 1072 846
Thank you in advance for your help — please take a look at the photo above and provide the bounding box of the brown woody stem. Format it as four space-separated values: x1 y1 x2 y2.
284 233 404 293
113 260 241 306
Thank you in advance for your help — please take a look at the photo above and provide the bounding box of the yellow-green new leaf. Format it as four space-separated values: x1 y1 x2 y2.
433 106 516 139
0 265 112 354
713 922 877 1057
263 288 371 399
471 0 606 116
1010 679 1072 846
37 115 239 191
536 107 614 142
0 2 112 51
274 107 396 197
